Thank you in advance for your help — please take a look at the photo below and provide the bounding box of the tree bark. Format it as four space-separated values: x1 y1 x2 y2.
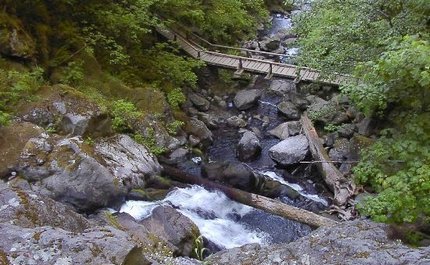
162 164 337 228
301 113 356 205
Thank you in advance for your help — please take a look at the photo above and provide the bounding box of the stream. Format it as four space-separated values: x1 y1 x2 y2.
120 12 329 252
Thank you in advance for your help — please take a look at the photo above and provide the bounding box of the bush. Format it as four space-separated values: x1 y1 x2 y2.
110 100 142 132
167 88 186 109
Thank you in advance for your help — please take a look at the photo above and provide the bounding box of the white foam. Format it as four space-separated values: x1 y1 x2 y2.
120 186 271 249
260 171 328 206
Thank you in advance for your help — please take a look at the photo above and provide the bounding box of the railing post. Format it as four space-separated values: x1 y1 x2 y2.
246 51 251 58
173 34 177 41
197 50 201 59
238 58 243 70
269 63 273 75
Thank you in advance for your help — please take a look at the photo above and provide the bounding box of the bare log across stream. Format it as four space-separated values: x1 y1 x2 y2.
301 113 356 205
162 164 337 228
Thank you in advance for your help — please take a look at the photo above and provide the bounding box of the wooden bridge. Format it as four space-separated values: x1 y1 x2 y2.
156 25 347 85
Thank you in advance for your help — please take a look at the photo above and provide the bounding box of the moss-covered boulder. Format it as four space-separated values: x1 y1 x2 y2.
0 12 35 59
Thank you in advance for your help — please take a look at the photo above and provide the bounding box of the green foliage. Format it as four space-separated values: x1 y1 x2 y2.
354 114 430 223
192 235 208 261
166 120 184 135
133 131 166 156
323 123 340 133
167 88 186 109
0 111 10 126
110 100 142 132
60 60 85 86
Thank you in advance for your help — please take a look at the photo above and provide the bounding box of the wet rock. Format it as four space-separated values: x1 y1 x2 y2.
206 220 430 265
0 181 90 232
237 131 261 161
233 89 263 110
277 101 300 120
189 93 210 112
165 147 189 164
269 135 309 166
357 117 374 136
328 138 356 162
95 134 162 188
227 116 248 128
0 223 145 265
202 162 255 190
268 121 301 140
0 122 44 179
197 112 219 129
323 132 338 148
259 36 281 52
140 206 200 256
185 118 213 145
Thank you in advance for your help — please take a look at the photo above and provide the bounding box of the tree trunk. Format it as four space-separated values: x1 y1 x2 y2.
162 164 337 228
301 113 356 205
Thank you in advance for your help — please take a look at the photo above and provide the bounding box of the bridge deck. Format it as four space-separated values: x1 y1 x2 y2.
156 26 346 85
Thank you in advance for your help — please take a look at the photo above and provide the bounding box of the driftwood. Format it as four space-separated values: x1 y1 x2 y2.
162 165 337 228
301 113 356 205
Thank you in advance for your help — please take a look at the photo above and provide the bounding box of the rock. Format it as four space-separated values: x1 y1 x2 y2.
0 122 44 179
166 147 189 164
17 136 128 211
140 206 200 256
202 162 255 190
357 117 374 136
269 135 309 166
0 223 145 265
227 116 248 128
277 101 300 120
197 112 219 129
189 93 210 112
323 132 338 148
338 123 356 138
259 37 281 52
0 16 35 59
0 181 90 232
189 135 201 147
95 134 162 188
60 113 90 136
269 79 296 95
268 121 301 140
206 220 430 265
233 89 262 110
237 131 261 161
185 118 213 145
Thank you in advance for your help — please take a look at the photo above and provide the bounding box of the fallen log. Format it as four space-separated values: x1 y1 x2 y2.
162 164 337 228
301 113 356 205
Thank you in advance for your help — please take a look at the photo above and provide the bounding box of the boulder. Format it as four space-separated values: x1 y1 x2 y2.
202 162 255 190
189 93 210 112
237 131 261 161
0 122 44 178
227 116 248 128
0 223 145 265
95 134 162 188
338 123 356 138
185 118 213 145
0 181 90 232
140 206 200 256
206 220 430 265
269 79 296 95
259 36 281 52
233 89 263 110
357 117 374 136
269 135 309 166
277 101 300 120
268 121 301 140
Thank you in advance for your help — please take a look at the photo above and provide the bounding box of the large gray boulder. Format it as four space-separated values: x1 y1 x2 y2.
269 79 296 95
233 89 263 110
277 101 300 120
0 17 35 59
185 118 213 145
189 93 210 112
140 206 200 257
269 135 309 166
268 121 301 140
0 223 145 265
95 134 162 188
202 161 255 190
206 220 430 265
237 131 261 161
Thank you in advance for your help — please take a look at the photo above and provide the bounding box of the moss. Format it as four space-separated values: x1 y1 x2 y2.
104 212 123 231
32 231 42 242
14 188 40 226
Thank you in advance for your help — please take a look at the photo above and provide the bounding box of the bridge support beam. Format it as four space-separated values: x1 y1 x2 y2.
265 63 273 79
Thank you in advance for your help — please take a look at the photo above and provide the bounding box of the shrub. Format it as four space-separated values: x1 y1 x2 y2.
110 100 142 132
167 88 186 109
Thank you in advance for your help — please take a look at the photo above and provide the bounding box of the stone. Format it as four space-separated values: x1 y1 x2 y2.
227 116 247 128
268 121 302 140
357 117 374 136
140 206 200 256
185 118 213 145
277 101 300 120
338 123 356 138
259 36 281 52
233 89 263 110
237 131 261 161
166 147 189 164
189 93 210 112
0 223 145 265
0 17 35 59
0 181 90 232
0 122 44 178
269 135 309 166
207 220 430 265
95 134 162 188
202 161 255 190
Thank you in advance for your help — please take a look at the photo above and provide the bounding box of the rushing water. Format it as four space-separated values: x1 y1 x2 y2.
120 11 327 252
